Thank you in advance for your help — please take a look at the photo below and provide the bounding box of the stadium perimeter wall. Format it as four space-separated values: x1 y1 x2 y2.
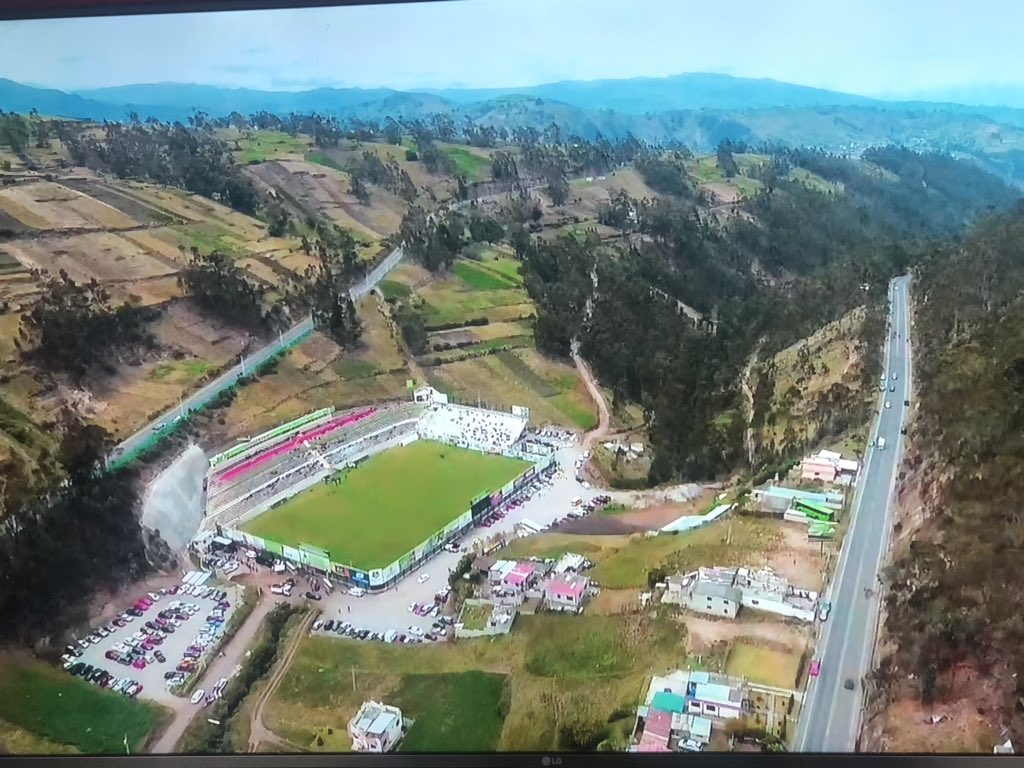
222 443 556 591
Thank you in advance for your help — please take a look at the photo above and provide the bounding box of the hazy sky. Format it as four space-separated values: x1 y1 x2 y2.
2 0 1022 96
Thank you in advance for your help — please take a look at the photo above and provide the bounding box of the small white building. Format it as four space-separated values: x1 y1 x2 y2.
348 700 403 753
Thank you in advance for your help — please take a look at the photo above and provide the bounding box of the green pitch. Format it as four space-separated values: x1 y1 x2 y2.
241 440 530 570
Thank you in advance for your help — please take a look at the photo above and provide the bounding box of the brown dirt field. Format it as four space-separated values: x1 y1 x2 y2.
869 685 1003 753
266 248 319 278
766 522 828 591
0 182 102 229
110 275 183 307
0 189 54 229
703 182 743 205
587 588 642 615
429 328 478 346
237 258 285 288
683 615 810 656
4 232 177 284
63 193 138 229
553 515 647 535
87 305 248 437
60 179 171 225
155 300 250 361
120 230 193 265
247 161 392 241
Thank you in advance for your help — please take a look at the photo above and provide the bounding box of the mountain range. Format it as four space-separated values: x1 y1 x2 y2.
4 72 1024 185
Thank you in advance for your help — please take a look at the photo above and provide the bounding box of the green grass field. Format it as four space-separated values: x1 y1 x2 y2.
441 147 492 182
394 672 508 752
242 441 529 569
451 260 519 291
266 610 686 752
725 642 802 689
0 660 164 754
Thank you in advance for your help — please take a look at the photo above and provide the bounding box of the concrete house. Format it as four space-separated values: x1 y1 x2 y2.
348 700 403 753
543 574 590 612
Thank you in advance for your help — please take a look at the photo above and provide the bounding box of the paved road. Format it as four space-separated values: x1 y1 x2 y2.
110 247 404 464
795 275 912 753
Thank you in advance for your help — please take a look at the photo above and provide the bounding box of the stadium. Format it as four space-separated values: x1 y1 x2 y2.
194 388 556 591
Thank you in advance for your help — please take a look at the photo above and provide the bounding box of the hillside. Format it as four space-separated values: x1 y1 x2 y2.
864 203 1024 751
5 76 1024 186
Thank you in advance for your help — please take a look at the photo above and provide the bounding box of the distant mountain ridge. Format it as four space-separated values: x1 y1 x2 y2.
4 73 1024 185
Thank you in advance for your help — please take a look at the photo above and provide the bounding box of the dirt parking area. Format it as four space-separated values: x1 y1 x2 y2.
683 614 810 656
767 522 828 590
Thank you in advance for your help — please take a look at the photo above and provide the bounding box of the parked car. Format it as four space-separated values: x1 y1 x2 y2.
305 591 321 601
818 601 832 622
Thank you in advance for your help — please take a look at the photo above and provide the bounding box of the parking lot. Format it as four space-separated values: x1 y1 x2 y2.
64 581 242 706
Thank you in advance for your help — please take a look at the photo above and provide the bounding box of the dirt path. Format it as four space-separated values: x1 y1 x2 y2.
740 346 760 469
571 265 611 452
149 597 277 753
247 610 317 752
574 352 610 452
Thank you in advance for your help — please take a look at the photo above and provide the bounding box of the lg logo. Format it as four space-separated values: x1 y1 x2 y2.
540 757 562 766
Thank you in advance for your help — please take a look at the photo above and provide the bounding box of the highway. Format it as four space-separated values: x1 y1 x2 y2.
109 246 404 463
795 274 912 753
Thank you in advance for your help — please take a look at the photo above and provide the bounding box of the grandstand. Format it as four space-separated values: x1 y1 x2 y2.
418 403 527 454
199 402 423 536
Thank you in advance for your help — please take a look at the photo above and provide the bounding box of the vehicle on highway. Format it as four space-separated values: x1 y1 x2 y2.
843 678 856 691
900 426 907 435
818 601 832 622
891 373 898 380
885 400 892 409
904 399 910 406
877 437 886 450
889 384 896 392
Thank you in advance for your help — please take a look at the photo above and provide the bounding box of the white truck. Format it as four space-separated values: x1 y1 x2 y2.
877 437 886 451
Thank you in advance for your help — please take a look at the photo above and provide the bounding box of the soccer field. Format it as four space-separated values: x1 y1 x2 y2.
241 440 530 570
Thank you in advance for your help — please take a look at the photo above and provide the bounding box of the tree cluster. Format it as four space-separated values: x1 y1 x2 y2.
0 412 150 644
61 120 261 216
18 272 156 384
179 250 287 334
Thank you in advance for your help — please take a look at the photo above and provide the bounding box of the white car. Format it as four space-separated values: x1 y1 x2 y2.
417 574 431 584
408 626 424 637
191 690 205 705
147 592 161 602
408 603 418 613
885 401 891 409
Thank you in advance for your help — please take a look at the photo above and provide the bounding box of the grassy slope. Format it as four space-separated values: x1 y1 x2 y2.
266 611 684 752
504 517 784 589
0 659 164 754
